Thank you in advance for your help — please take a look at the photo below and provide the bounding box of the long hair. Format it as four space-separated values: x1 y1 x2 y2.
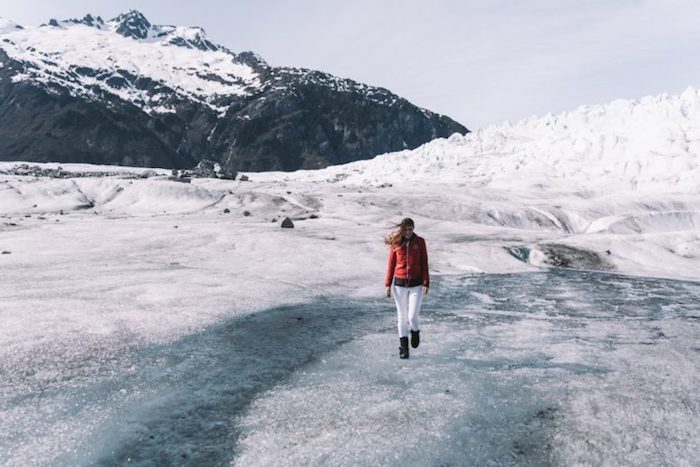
384 218 415 246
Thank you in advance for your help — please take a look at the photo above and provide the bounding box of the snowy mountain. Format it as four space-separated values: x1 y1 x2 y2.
0 10 466 171
266 87 700 193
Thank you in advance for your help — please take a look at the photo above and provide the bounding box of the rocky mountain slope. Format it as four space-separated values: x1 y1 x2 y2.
0 11 467 171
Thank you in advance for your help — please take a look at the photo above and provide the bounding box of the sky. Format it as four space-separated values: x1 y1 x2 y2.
2 0 700 129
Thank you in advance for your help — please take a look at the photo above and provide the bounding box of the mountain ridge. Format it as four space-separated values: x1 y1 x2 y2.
0 10 467 171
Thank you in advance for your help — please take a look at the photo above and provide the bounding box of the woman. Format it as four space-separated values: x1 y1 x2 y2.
384 218 429 359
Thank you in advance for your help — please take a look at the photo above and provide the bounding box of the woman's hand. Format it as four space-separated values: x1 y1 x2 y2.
386 286 392 298
423 286 429 295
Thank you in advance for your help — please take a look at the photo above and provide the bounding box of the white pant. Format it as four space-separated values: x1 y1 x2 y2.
393 284 423 337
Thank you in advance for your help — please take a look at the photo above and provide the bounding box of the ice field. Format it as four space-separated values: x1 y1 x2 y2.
2 267 698 465
1 174 699 465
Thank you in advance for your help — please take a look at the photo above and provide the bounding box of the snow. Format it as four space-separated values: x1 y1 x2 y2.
0 18 260 113
255 86 700 192
0 11 428 118
1 87 699 464
0 18 22 35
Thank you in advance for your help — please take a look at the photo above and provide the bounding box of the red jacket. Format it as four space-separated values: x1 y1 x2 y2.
385 234 429 287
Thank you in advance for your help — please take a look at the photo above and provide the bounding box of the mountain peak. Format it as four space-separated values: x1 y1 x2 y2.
109 9 151 39
76 14 105 28
155 24 220 51
57 14 106 29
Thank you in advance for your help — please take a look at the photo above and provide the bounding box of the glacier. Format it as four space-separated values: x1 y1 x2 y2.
1 87 699 465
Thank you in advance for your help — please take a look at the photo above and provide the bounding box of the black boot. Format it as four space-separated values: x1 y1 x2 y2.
411 330 420 349
399 337 409 359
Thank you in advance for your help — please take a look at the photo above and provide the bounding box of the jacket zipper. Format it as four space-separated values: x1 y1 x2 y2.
405 236 410 281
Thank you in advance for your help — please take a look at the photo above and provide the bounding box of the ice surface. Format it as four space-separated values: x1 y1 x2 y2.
1 180 698 464
2 271 697 465
232 272 699 465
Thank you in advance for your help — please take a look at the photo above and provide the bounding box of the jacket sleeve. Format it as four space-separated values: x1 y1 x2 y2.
384 246 396 287
421 238 430 287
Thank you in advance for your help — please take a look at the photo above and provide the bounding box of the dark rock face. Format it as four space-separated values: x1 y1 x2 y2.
112 10 151 40
66 14 105 28
539 244 614 271
213 68 465 172
0 63 192 168
0 14 469 172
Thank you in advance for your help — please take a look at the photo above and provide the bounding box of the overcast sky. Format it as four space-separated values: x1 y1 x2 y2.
2 0 700 129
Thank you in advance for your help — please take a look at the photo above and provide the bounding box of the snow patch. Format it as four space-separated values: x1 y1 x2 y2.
0 17 261 113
